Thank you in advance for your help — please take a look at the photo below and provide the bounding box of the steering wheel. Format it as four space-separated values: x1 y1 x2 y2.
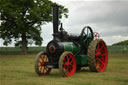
80 26 94 48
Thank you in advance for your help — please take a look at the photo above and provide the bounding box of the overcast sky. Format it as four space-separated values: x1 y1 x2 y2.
0 0 128 47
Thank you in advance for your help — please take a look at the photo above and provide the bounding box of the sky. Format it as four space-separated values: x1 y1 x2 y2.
0 0 128 47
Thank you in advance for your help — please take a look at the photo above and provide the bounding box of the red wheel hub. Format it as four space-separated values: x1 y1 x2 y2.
95 41 108 72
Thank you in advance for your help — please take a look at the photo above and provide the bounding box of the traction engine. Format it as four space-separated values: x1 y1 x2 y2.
34 5 108 77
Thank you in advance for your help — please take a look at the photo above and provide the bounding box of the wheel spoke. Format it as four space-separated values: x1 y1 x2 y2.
69 66 72 72
40 56 43 59
40 55 44 60
95 52 99 57
99 63 104 71
64 59 66 63
96 45 101 53
43 67 45 73
102 53 105 57
40 56 44 63
64 65 66 69
40 66 42 72
64 62 67 66
97 44 100 49
65 56 67 61
100 63 104 68
65 67 69 74
70 59 73 63
95 48 98 53
69 63 73 67
43 55 45 61
67 57 69 61
44 56 47 62
95 56 99 61
68 55 72 61
99 46 104 52
98 59 105 66
100 56 104 61
98 66 101 71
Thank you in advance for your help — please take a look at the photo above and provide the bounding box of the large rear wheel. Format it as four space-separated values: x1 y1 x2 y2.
88 39 108 72
35 52 51 76
59 52 76 77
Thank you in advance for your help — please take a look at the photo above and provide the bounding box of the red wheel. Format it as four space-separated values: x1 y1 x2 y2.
35 52 51 76
95 40 108 72
94 32 100 40
88 39 108 72
59 52 76 77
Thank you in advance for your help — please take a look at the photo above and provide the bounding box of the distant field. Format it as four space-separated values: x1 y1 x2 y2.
107 45 128 54
0 47 46 55
0 45 128 55
0 54 128 85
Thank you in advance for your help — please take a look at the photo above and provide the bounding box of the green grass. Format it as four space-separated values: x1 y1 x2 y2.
0 54 128 85
0 47 45 55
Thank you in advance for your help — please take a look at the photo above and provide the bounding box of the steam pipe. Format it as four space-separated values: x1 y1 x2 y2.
52 5 59 40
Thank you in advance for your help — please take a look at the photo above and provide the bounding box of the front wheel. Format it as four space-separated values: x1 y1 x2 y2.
59 52 76 77
34 52 51 76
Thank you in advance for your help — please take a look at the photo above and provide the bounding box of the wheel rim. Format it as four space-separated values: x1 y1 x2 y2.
63 53 76 77
37 53 51 75
95 41 108 72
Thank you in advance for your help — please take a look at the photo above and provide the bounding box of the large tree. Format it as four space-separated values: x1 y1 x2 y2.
0 0 68 54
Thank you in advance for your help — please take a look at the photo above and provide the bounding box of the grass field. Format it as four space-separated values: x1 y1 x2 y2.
0 53 128 85
0 47 46 55
0 45 128 55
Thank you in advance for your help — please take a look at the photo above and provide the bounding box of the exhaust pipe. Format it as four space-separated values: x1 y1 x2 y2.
52 5 59 40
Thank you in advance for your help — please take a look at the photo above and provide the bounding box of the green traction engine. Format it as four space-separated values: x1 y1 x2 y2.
34 5 108 77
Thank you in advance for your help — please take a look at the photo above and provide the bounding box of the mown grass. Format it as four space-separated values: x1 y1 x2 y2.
0 53 128 85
